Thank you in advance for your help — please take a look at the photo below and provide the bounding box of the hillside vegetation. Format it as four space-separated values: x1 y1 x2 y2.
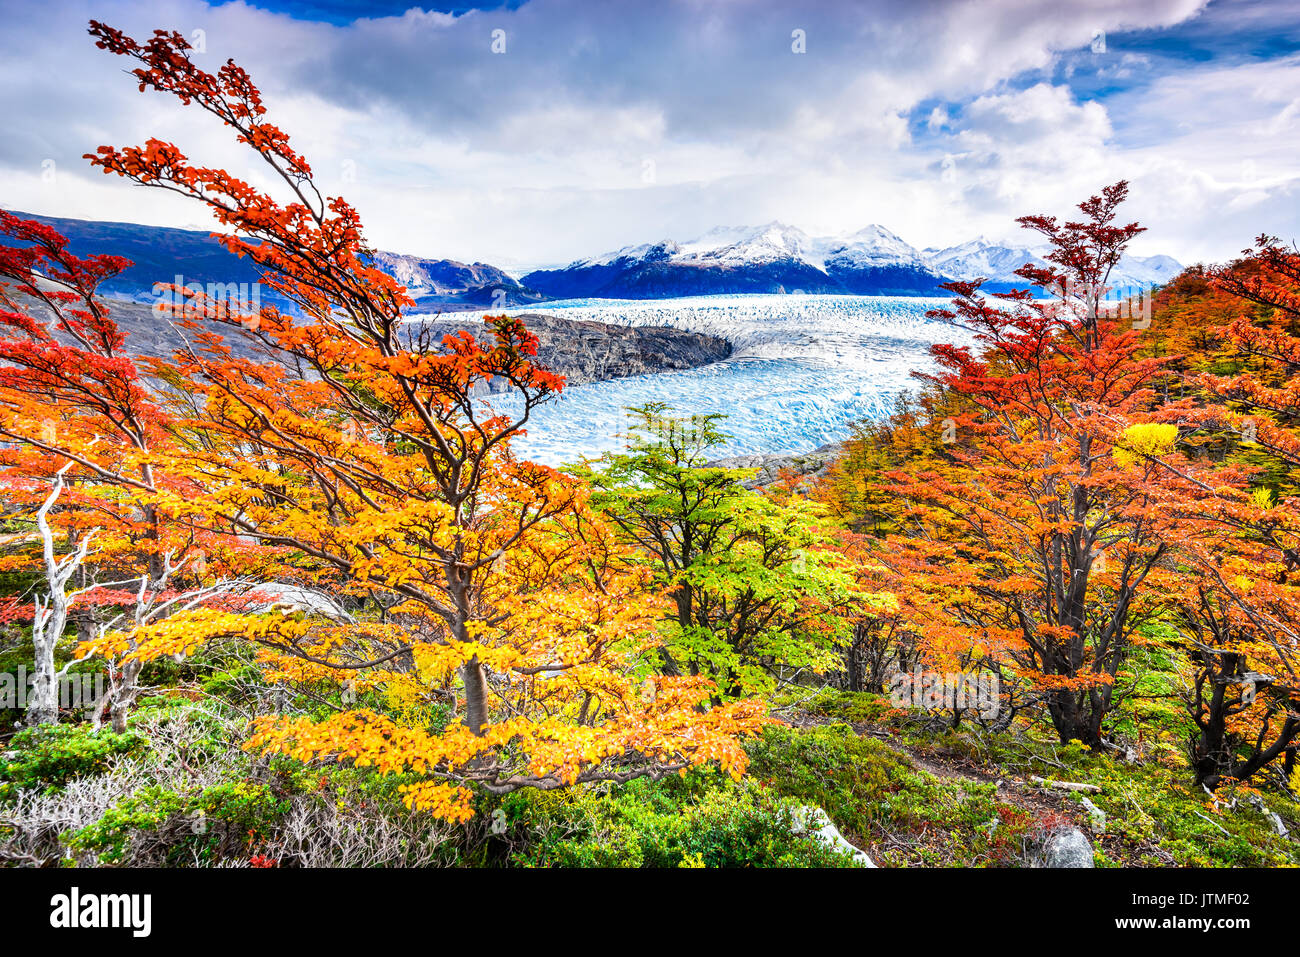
1 22 1298 869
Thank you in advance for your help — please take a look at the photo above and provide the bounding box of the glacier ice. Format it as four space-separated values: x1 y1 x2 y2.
471 293 973 467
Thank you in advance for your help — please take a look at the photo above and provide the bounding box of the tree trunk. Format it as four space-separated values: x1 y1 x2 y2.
110 658 144 733
27 470 95 726
27 629 60 726
461 656 489 736
1047 688 1103 747
846 637 863 693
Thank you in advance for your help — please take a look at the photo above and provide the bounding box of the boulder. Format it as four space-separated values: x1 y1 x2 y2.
1027 826 1095 868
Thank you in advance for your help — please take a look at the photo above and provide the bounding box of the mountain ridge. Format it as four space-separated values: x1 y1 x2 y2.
4 210 1183 306
5 211 546 312
524 222 1183 300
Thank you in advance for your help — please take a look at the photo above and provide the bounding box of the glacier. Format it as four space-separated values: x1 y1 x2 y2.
467 293 975 467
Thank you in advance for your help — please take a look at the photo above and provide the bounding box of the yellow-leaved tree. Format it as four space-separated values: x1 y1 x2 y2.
74 21 765 820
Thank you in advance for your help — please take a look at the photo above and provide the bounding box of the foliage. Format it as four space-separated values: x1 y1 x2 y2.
1 17 1298 870
745 723 911 840
499 773 859 868
0 723 146 798
0 22 770 822
577 403 860 699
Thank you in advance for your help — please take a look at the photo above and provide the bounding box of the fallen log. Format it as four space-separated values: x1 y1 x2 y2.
1028 775 1102 794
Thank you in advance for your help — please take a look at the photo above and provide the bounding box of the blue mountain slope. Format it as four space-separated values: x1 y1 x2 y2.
6 211 545 310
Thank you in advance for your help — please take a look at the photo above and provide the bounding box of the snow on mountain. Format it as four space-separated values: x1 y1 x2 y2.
1114 254 1183 287
680 222 822 268
923 238 1047 284
524 223 949 299
923 238 1182 291
817 224 931 268
528 223 1178 301
576 241 666 268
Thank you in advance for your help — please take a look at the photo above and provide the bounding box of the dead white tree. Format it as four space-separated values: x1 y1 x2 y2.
27 466 98 726
85 552 253 732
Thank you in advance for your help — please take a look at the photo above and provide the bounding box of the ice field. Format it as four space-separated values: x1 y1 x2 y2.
477 293 972 466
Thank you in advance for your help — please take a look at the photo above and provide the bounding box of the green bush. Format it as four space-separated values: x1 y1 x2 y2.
0 723 147 798
499 773 861 868
794 688 893 724
67 780 290 866
745 722 911 839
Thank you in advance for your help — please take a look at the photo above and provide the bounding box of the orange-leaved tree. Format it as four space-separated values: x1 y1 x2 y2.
78 22 764 819
1157 237 1300 786
0 209 261 728
872 183 1197 746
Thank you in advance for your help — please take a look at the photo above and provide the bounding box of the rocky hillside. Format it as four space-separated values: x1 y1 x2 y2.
408 312 732 389
45 298 732 389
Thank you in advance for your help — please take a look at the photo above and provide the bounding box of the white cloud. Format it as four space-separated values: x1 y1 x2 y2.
1 0 1293 268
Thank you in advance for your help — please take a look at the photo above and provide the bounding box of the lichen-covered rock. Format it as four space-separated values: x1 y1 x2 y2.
1026 826 1095 868
707 442 843 489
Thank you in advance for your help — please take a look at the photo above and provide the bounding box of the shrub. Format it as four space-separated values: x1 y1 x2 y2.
745 723 910 839
66 780 291 866
499 773 861 868
0 724 146 798
793 689 893 725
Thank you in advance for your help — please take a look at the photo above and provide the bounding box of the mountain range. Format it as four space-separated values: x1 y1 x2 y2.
9 212 546 312
522 222 1183 300
7 212 1182 307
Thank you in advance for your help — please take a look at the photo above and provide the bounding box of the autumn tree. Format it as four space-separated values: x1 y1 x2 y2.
76 23 765 818
871 183 1194 746
1170 580 1300 787
0 209 254 728
1153 236 1300 786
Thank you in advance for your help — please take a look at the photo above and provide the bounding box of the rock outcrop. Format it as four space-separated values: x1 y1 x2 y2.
408 312 731 389
32 298 732 388
706 442 843 489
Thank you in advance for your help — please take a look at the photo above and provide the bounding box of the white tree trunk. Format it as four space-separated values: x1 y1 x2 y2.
27 468 96 726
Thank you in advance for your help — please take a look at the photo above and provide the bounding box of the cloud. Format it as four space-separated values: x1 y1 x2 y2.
0 0 1293 267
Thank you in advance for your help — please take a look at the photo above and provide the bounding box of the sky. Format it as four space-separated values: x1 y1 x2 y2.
1 0 1297 271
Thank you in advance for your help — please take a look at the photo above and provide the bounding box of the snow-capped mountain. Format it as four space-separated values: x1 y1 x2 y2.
923 238 1045 286
524 223 949 299
923 237 1183 291
524 223 1184 301
1110 253 1184 288
525 223 1184 301
10 210 1183 310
